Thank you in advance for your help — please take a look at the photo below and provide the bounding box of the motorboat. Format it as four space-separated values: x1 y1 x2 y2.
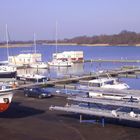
48 59 73 67
88 78 129 90
0 83 16 112
29 62 48 69
17 73 48 82
0 65 17 78
78 78 129 90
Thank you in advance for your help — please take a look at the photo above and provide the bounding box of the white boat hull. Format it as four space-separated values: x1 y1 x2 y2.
0 65 17 78
30 63 48 69
17 74 48 82
0 85 14 112
48 61 73 67
0 92 13 112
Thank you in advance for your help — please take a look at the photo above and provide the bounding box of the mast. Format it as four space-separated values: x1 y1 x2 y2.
55 21 58 55
5 24 9 61
33 33 37 54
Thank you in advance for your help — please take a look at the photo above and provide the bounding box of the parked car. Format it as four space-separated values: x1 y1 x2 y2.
24 87 52 99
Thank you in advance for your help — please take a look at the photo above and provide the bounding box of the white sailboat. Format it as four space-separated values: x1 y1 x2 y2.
0 24 17 78
48 22 73 67
29 33 48 69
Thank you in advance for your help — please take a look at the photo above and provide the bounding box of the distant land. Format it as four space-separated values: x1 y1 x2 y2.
1 30 140 48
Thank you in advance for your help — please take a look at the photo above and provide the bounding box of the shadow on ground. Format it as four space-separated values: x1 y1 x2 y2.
0 102 45 119
58 113 140 128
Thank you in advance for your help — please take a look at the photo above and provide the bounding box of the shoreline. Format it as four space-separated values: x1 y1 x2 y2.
0 43 140 48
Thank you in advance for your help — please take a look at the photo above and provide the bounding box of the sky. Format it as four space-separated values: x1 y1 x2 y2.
0 0 140 41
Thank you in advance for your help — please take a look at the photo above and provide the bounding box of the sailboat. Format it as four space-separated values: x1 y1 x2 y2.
0 24 17 78
48 22 73 67
29 33 48 69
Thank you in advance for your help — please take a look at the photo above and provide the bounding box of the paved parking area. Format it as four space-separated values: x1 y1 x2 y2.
0 91 140 140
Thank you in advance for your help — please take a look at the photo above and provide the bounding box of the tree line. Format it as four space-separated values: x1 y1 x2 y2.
1 30 140 45
58 30 140 45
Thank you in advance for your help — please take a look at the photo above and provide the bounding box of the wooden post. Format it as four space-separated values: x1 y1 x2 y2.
80 114 82 123
102 117 105 127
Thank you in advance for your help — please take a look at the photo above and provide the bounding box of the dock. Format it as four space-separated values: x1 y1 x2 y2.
84 59 140 63
17 67 140 88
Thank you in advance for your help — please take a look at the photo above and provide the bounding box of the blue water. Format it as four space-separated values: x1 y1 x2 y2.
1 45 140 61
1 45 140 89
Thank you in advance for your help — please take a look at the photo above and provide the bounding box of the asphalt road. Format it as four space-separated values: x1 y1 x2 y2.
0 90 140 140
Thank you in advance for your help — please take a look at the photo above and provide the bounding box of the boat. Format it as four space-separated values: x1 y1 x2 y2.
48 59 73 67
0 83 16 112
52 51 84 63
87 78 129 90
0 24 17 78
29 33 48 69
78 77 129 90
0 65 17 78
48 22 73 67
8 33 43 68
17 73 48 82
29 61 48 69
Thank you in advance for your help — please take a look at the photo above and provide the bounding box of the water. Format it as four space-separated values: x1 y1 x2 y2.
1 45 140 89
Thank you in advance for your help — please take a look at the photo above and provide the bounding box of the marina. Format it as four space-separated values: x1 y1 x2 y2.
0 44 140 139
1 45 140 125
1 0 140 139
